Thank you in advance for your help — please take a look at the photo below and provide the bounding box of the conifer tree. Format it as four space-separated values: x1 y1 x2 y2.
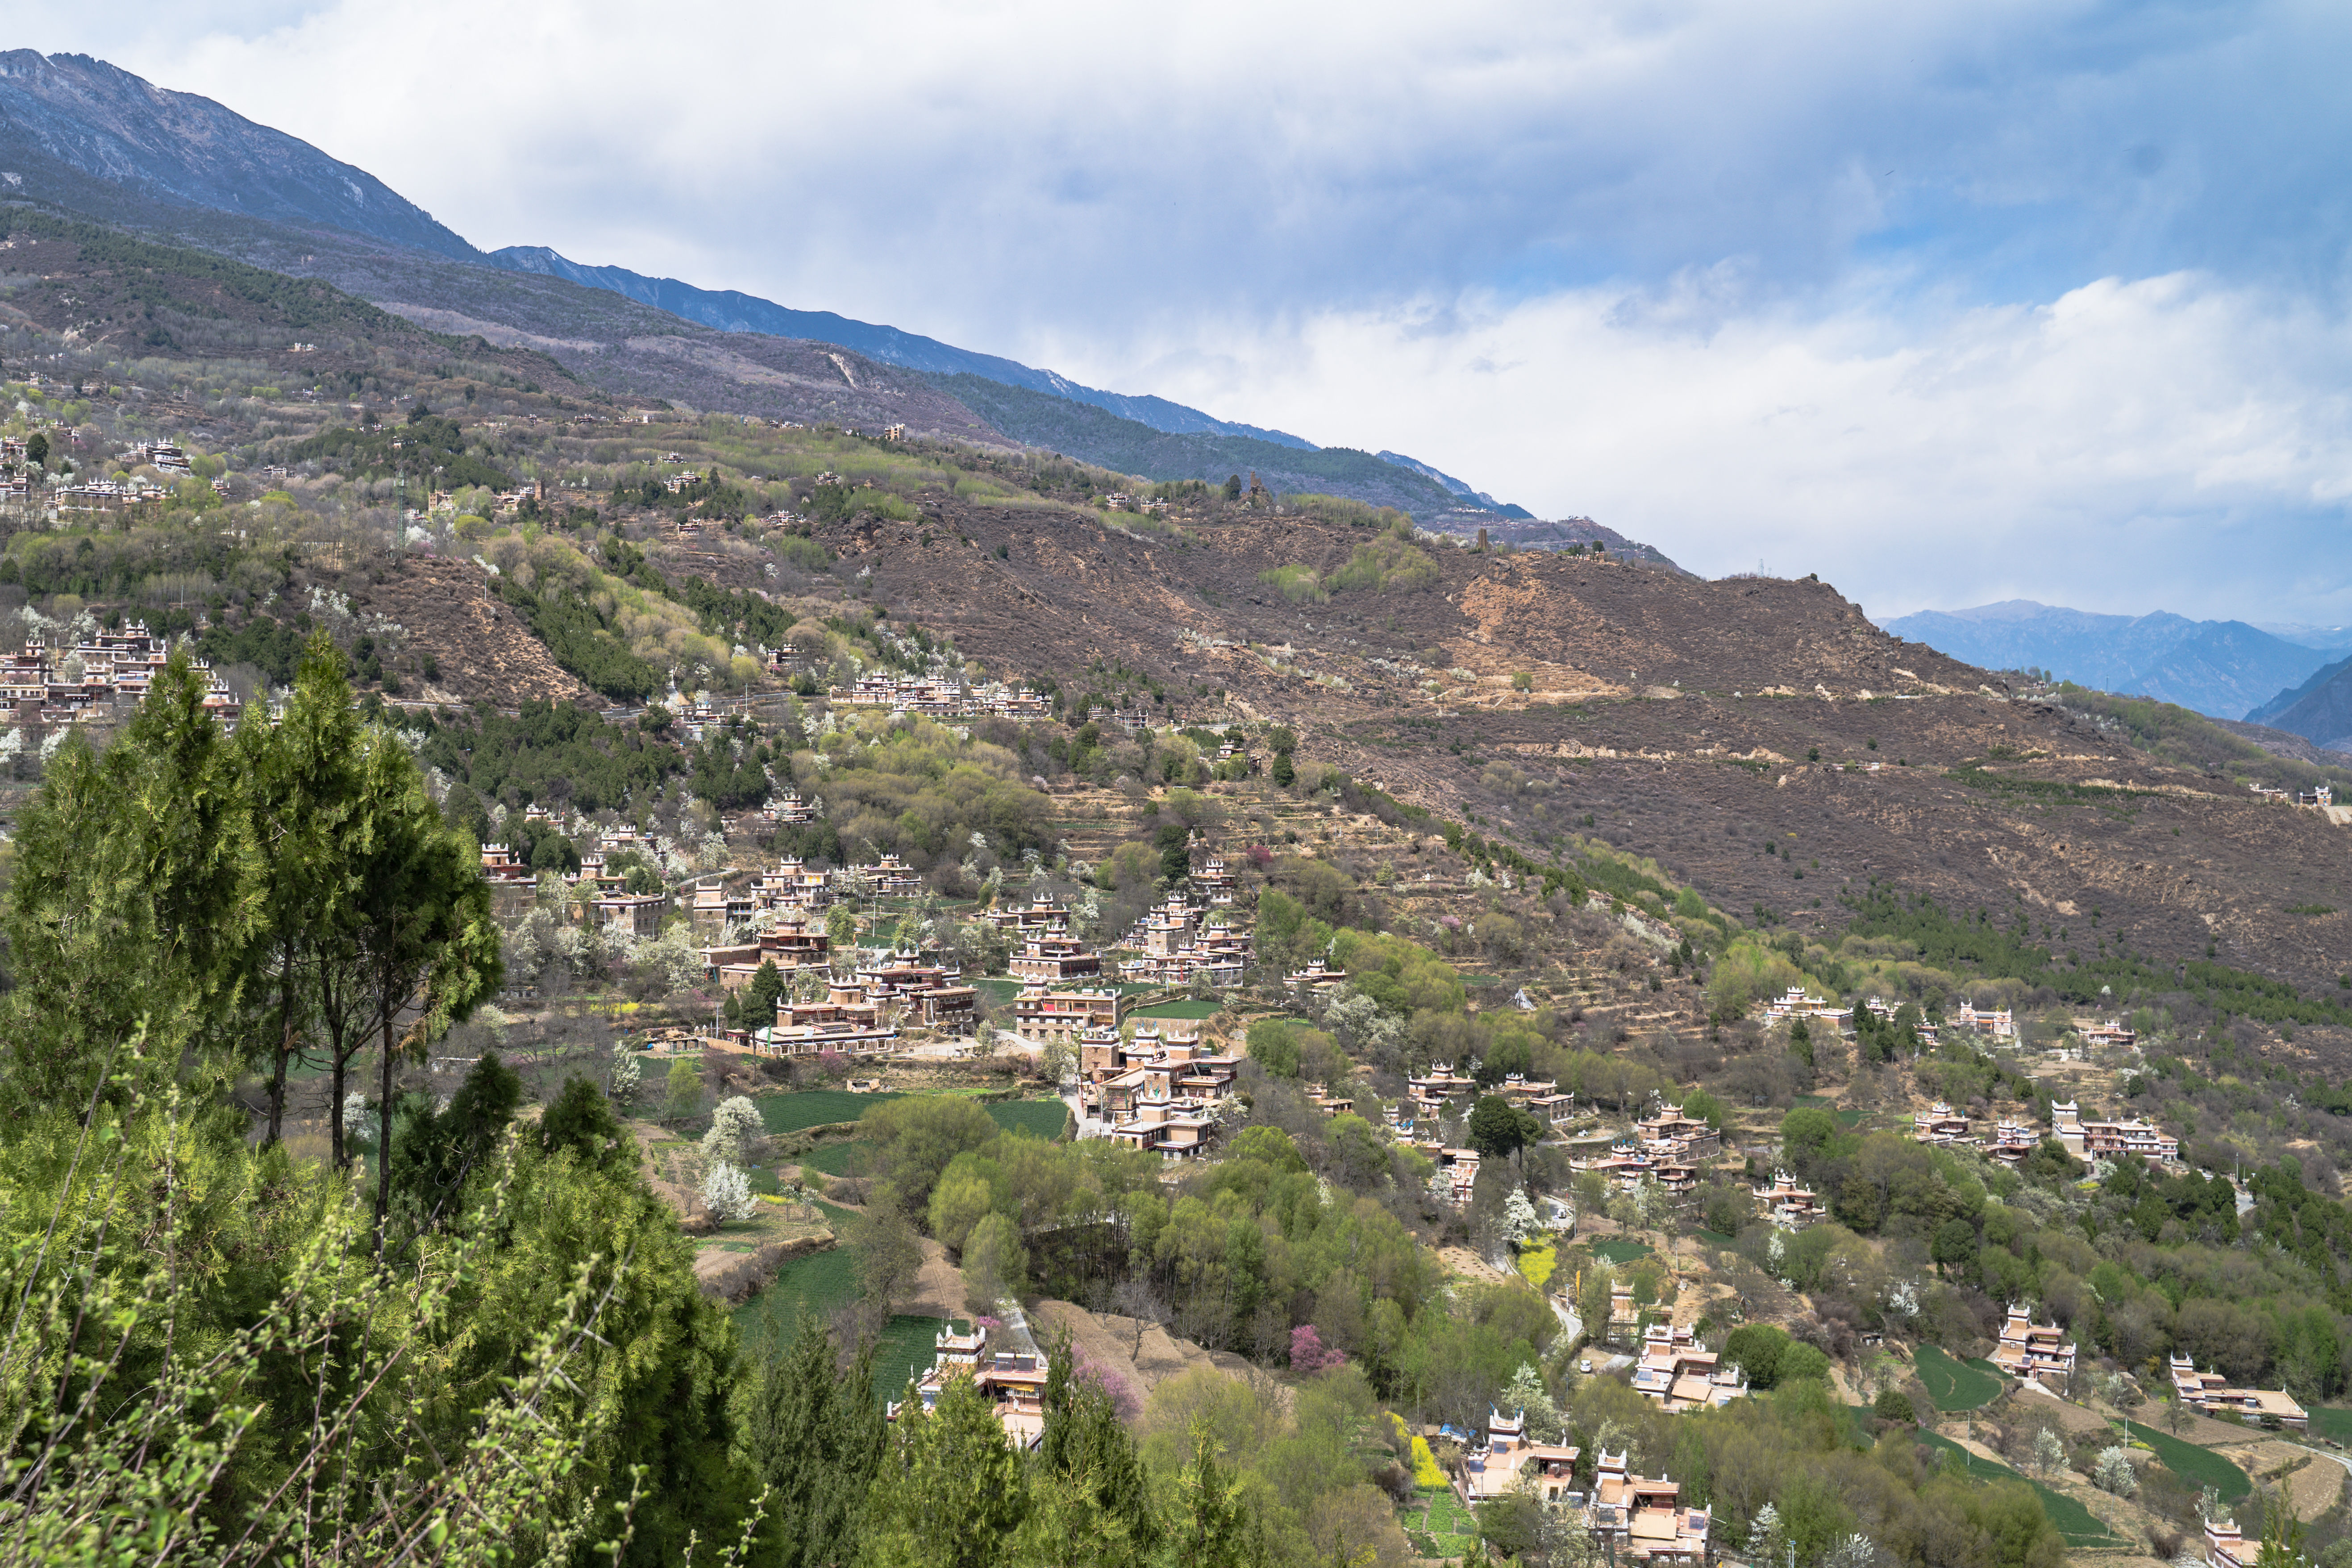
1039 1334 1158 1562
240 631 363 1143
0 650 263 1114
742 1323 886 1568
1161 1420 1262 1568
337 726 501 1251
862 1371 1028 1568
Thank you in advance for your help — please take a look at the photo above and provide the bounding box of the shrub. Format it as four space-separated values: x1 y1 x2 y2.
1873 1389 1917 1423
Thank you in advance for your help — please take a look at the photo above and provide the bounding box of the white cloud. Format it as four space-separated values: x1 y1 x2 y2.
1102 270 2352 621
13 0 2352 620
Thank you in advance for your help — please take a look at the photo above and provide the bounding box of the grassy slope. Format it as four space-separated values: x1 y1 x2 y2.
1913 1345 2002 1412
1908 1430 2120 1547
2120 1422 2251 1500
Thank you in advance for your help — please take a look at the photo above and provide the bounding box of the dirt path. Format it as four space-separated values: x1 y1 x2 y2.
908 1237 966 1320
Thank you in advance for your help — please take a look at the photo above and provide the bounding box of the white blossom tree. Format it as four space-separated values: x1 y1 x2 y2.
702 1159 758 1222
1502 1361 1565 1443
702 1094 764 1165
1502 1187 1541 1248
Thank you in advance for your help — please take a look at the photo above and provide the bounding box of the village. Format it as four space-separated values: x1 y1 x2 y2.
437 678 2344 1568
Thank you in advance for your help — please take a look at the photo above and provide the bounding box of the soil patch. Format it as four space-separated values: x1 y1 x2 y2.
1027 1298 1257 1403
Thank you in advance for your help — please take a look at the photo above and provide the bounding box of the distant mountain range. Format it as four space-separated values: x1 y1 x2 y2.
0 49 1543 523
1879 600 2341 722
2247 655 2352 753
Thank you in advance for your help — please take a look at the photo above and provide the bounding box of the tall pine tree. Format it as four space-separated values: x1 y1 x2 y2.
741 1322 886 1568
239 631 364 1144
862 1371 1028 1568
0 650 263 1114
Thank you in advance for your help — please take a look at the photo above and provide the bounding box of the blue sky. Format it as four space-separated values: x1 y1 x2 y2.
17 0 2352 622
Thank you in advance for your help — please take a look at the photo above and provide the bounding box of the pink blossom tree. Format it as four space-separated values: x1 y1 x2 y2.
1291 1324 1346 1373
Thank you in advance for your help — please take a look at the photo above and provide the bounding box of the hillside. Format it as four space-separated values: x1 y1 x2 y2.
806 501 2352 995
932 371 1498 520
6 234 2344 1015
0 48 1547 521
488 245 1320 447
1883 599 2333 720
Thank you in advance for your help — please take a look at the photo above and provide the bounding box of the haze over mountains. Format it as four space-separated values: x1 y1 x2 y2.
1880 599 2352 724
0 48 1538 526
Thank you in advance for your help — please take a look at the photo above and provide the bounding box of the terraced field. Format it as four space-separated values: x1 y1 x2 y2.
1914 1345 2002 1411
757 1089 903 1135
1909 1431 2121 1548
2121 1423 2251 1499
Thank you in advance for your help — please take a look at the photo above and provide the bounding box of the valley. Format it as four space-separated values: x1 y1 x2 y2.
4 47 2352 1568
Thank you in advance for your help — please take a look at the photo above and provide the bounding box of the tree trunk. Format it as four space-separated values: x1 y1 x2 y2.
375 1009 395 1253
266 957 297 1147
330 1047 347 1168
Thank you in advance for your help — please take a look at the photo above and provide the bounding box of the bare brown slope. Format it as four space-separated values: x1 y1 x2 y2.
809 503 2352 992
348 557 595 708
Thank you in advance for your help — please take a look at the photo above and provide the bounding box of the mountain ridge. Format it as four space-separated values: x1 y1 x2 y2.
1882 599 2332 720
0 50 478 260
486 244 1322 450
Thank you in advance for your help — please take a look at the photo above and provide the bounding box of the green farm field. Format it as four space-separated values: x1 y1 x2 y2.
757 1089 902 1135
1909 1431 2119 1547
1913 1345 2002 1411
2120 1423 2250 1499
1132 998 1222 1019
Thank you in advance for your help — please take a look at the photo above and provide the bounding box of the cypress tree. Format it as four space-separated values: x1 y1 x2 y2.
0 649 263 1114
742 1322 886 1568
1039 1335 1157 1560
862 1371 1028 1568
241 631 363 1144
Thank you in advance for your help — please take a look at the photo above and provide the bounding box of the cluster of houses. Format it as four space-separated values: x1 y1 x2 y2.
0 440 243 520
1459 1414 1709 1567
1072 1021 1239 1161
1114 889 1251 987
480 824 676 933
825 672 1053 719
2168 1352 2306 1431
1762 986 2141 1057
0 623 240 727
2251 779 2339 811
1569 1103 1720 1198
1907 1096 2178 1169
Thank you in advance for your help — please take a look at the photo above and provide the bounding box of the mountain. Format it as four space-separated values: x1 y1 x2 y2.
486 245 1319 449
1376 449 1520 516
1881 599 2334 720
0 45 1540 518
0 50 478 259
921 373 1455 512
2256 622 2352 651
480 252 1554 517
2248 654 2352 750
